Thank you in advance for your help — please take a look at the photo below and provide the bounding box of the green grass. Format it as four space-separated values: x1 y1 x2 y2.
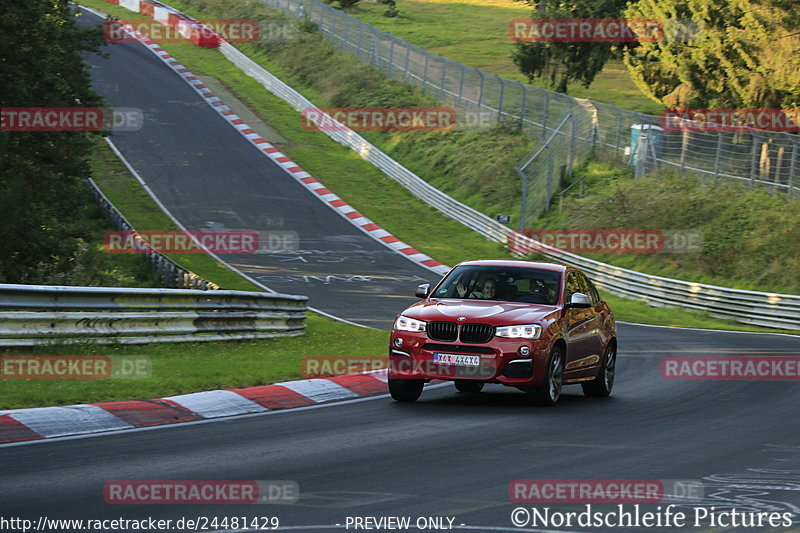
535 159 800 296
75 0 798 335
351 0 664 114
1 0 787 412
0 314 388 409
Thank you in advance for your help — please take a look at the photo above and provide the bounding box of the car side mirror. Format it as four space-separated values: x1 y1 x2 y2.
566 292 592 308
415 283 430 298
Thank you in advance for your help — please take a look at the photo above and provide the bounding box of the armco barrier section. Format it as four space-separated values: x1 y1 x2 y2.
0 283 308 346
88 178 221 290
93 0 800 330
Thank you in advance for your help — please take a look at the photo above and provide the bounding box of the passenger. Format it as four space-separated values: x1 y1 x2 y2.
478 278 497 300
455 277 497 299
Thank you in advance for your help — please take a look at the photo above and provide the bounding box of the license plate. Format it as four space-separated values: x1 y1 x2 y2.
433 353 481 366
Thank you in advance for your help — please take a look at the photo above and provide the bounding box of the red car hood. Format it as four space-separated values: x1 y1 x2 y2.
404 298 559 326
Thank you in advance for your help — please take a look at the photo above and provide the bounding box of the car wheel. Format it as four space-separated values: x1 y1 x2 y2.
388 378 424 402
454 380 484 394
582 342 616 397
530 346 564 406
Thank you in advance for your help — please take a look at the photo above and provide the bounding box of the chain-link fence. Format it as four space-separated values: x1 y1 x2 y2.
260 0 800 227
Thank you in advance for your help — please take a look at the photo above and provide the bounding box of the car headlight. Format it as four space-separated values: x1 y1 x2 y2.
495 324 542 339
393 315 427 332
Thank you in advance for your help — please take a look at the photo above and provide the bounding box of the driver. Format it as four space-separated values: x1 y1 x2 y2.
529 278 554 303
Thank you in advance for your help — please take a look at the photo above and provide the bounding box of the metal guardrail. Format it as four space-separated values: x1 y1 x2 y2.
88 178 221 290
219 42 800 331
0 283 308 345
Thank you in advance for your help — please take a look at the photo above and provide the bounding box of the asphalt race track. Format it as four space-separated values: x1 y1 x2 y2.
1 8 797 533
76 8 439 330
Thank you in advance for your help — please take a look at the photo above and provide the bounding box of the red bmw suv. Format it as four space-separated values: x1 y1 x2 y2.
388 260 617 405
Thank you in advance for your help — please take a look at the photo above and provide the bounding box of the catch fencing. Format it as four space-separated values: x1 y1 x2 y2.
259 0 800 224
219 40 800 330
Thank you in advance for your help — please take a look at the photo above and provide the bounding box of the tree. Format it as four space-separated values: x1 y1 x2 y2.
623 0 800 109
511 0 632 94
0 0 105 282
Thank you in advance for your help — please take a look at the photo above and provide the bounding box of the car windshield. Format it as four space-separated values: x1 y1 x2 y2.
434 265 561 305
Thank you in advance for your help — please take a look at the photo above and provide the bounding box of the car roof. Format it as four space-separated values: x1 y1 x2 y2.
453 259 568 273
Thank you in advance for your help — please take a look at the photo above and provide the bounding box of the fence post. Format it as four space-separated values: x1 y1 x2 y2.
542 89 549 137
440 60 447 101
477 71 484 111
568 110 576 177
517 167 528 231
387 38 395 77
634 131 649 181
614 111 623 162
713 132 723 178
679 129 688 174
788 143 798 196
545 147 554 211
422 52 430 91
496 75 505 123
356 21 365 60
370 31 378 67
403 44 411 82
458 65 465 103
748 133 759 187
518 82 526 130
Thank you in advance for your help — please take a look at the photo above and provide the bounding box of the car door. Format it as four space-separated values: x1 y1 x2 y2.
563 271 596 377
575 271 606 372
564 270 602 379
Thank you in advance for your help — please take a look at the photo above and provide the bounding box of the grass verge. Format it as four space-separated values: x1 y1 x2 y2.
74 0 797 334
349 0 664 114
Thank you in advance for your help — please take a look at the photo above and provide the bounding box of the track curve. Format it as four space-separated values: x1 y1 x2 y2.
3 8 797 533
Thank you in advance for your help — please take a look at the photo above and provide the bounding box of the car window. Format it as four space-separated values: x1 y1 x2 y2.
434 265 561 305
582 274 601 304
565 271 582 302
